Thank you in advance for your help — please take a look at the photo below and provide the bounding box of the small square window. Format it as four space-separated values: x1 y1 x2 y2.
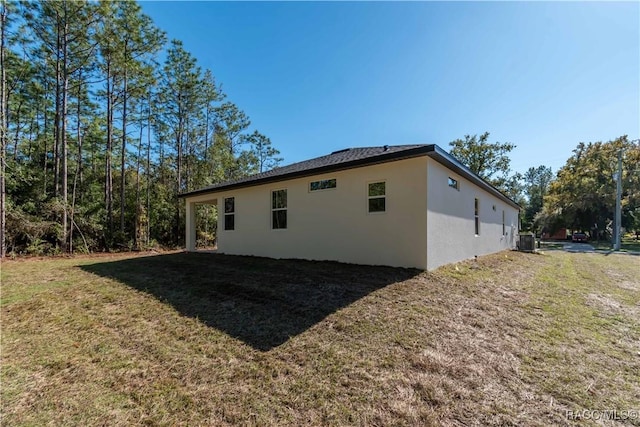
448 177 459 190
368 182 386 197
368 198 386 212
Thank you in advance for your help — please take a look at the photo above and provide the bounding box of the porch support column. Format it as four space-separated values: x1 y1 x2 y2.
185 200 196 251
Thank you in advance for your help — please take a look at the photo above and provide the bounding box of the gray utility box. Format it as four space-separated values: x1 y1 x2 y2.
519 234 535 252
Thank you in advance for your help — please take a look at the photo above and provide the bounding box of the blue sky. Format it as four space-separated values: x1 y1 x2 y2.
139 1 639 175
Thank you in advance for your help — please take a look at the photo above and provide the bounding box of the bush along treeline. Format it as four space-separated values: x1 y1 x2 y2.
0 0 282 255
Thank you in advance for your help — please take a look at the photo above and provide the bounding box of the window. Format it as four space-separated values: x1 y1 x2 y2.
310 178 337 192
502 210 506 235
368 181 386 213
272 189 287 229
224 197 235 230
474 198 480 235
448 177 459 190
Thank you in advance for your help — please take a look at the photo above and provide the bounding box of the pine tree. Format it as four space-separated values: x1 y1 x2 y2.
156 40 203 244
247 131 282 173
0 0 279 254
0 0 9 257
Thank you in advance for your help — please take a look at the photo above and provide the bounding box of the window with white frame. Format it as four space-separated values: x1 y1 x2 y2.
224 197 235 230
474 198 480 235
272 189 287 229
368 181 386 213
310 178 336 192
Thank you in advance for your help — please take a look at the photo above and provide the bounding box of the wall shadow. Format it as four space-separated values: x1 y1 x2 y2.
601 250 640 257
81 252 420 351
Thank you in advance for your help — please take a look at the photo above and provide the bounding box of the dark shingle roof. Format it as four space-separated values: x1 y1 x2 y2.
182 144 427 195
180 144 520 209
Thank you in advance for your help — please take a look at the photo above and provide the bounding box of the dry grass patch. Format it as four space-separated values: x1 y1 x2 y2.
1 250 639 426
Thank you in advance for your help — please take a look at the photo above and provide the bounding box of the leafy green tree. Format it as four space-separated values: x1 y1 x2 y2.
522 165 553 231
156 40 204 243
0 0 279 256
214 101 251 179
449 132 515 184
449 131 523 201
20 0 99 251
627 207 640 239
0 0 10 257
110 1 165 237
542 136 639 240
247 130 282 172
621 142 640 236
95 0 118 239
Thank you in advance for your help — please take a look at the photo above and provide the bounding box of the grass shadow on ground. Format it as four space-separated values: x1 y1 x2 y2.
81 252 419 351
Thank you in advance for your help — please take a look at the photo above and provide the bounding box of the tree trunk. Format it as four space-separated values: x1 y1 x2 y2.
53 11 61 197
175 119 182 245
146 94 151 247
42 78 49 196
12 98 23 160
70 76 83 254
0 0 7 257
134 103 143 250
27 115 35 161
185 115 190 191
60 1 69 253
120 64 127 235
204 104 210 163
105 59 113 242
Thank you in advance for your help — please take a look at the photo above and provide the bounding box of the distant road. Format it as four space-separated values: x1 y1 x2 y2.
562 243 595 252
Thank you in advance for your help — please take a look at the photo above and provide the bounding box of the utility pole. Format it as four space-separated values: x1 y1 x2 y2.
613 150 622 251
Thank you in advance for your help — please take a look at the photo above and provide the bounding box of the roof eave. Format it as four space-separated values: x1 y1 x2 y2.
179 145 436 198
180 143 521 210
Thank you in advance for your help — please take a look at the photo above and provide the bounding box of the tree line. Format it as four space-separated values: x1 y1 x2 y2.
449 133 640 240
1 0 638 256
0 0 281 255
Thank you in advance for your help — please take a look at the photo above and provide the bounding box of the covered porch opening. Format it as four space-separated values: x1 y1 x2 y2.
185 197 218 252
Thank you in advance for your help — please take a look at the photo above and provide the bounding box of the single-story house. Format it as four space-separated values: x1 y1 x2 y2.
180 144 520 270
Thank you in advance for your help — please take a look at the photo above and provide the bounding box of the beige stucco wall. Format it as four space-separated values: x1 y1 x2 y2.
186 155 519 270
425 157 519 270
187 157 429 269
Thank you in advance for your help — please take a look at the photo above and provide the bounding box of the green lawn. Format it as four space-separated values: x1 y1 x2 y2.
1 250 639 426
540 235 640 253
591 236 640 253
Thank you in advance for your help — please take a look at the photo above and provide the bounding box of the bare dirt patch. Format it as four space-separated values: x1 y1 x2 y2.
617 281 640 291
586 293 640 318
